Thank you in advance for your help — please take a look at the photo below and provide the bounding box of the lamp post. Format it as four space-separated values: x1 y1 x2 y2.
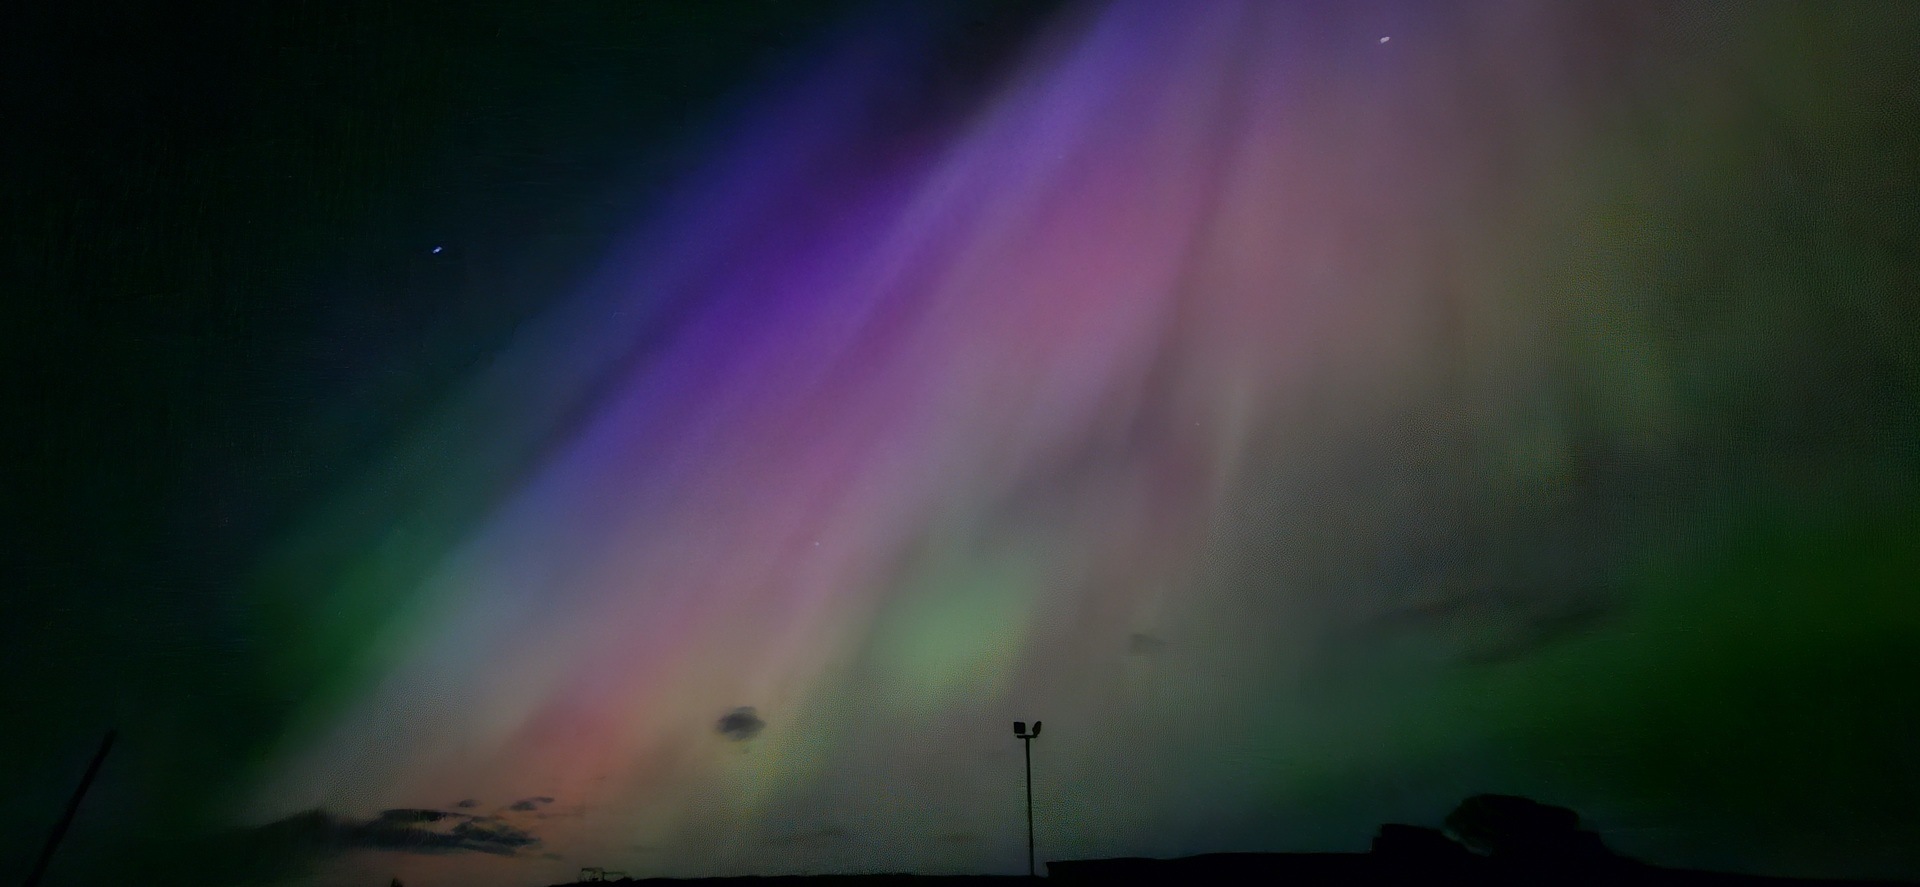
1012 720 1042 877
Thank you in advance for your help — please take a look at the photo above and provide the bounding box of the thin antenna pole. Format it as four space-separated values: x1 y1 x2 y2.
1024 735 1034 877
25 729 117 887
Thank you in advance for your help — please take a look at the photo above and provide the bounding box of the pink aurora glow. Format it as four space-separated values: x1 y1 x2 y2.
251 2 1776 884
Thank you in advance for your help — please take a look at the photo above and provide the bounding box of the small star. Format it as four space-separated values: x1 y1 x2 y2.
1379 36 1390 44
431 246 444 254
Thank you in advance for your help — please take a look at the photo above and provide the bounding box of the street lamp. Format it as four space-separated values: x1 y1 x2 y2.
1013 720 1042 877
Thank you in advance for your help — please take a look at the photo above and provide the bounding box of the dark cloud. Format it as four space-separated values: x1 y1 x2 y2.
230 808 541 860
454 799 479 809
1352 583 1620 666
1302 583 1625 695
1456 592 1618 666
377 808 454 824
507 796 554 811
446 818 540 853
717 706 766 741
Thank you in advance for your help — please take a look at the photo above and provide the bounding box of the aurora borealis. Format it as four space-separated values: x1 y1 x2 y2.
8 1 1918 886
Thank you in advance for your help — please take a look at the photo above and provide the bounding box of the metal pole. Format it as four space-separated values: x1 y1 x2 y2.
1024 735 1034 877
25 729 117 887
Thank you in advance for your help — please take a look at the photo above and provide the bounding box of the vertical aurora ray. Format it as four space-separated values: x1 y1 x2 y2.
243 2 1919 884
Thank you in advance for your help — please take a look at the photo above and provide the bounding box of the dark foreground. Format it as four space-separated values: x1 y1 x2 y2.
1045 852 1911 885
545 858 1911 887
545 796 1912 887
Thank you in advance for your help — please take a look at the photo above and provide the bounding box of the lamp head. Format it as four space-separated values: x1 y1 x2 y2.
1013 721 1026 735
1031 721 1042 736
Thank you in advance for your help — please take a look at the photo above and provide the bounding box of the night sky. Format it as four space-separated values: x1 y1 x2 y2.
6 2 1919 886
